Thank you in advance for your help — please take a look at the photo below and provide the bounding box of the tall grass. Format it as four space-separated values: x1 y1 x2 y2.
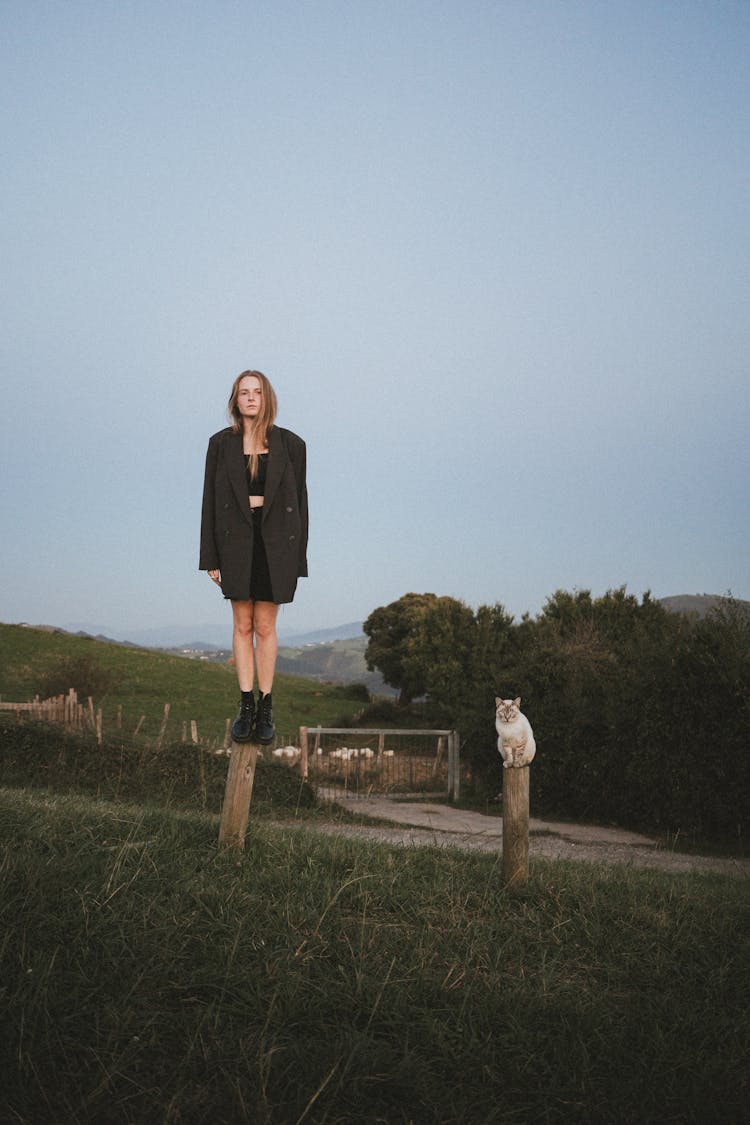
0 719 317 817
2 787 748 1124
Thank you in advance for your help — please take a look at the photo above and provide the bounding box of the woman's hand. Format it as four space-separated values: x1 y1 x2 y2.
208 569 221 587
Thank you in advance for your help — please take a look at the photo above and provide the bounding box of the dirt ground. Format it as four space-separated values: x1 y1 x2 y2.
302 794 750 878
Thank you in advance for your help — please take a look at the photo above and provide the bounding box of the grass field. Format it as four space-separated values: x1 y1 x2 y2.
0 623 369 746
1 623 749 1122
2 785 748 1124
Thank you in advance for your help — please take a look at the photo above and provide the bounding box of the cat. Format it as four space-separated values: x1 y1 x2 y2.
495 697 536 769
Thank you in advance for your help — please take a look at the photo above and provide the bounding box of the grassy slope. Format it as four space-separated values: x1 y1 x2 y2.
1 789 748 1125
0 623 366 745
277 633 383 687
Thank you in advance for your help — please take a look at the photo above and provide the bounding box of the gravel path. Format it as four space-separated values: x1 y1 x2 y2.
286 795 750 878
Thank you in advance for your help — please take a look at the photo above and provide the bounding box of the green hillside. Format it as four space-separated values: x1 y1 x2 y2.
277 633 394 693
0 623 367 746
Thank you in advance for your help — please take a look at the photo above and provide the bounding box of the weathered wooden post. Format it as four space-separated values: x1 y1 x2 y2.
218 741 260 850
157 702 170 748
502 766 530 887
299 726 309 779
447 731 460 801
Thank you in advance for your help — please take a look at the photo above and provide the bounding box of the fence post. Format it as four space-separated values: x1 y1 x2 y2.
218 740 260 850
157 703 170 748
502 766 530 887
433 736 445 778
299 726 309 779
447 731 460 802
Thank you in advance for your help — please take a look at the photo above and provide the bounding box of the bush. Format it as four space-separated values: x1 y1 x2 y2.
457 590 750 844
37 655 124 702
360 587 750 844
0 719 317 814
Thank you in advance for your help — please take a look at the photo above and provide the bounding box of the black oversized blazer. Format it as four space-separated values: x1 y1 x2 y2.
200 425 308 603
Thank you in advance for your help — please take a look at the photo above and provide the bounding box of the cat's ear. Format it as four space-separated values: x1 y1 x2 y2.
495 697 502 707
514 697 521 707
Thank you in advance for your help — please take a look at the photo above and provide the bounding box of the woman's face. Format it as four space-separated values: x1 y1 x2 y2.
237 374 263 419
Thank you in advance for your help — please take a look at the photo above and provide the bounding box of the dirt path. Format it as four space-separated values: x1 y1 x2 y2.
295 795 750 878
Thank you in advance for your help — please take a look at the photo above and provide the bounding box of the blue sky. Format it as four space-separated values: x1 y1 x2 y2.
2 0 748 641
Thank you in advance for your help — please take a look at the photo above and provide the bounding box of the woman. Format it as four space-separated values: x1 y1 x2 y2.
200 370 308 744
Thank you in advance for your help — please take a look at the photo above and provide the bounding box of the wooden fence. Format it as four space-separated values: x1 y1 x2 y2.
0 692 218 751
0 689 104 743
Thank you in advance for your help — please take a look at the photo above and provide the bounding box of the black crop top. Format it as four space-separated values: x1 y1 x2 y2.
246 452 269 495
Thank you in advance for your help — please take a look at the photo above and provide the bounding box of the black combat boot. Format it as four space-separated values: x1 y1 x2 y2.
231 692 255 743
255 691 275 745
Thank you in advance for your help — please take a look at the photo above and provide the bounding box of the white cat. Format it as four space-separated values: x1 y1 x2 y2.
495 697 536 769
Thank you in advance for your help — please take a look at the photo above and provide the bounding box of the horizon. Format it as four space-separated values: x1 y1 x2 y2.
3 589 744 652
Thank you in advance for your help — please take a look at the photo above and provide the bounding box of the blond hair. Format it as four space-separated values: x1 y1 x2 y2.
228 370 278 481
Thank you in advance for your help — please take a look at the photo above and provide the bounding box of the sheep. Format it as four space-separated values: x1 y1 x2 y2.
273 745 300 760
329 746 375 762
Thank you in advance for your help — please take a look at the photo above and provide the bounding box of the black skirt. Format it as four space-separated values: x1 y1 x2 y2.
223 508 275 603
249 508 275 602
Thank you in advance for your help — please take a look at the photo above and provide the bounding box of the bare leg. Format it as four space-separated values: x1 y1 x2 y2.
253 601 279 694
231 600 255 691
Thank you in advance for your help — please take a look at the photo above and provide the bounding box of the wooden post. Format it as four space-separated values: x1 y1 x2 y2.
190 720 198 744
157 702 170 748
64 688 75 728
218 741 259 850
502 766 530 887
447 731 460 801
433 736 445 778
299 726 309 779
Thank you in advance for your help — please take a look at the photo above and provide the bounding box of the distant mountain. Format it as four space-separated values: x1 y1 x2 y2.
62 622 234 649
61 620 364 650
278 622 364 645
659 594 750 620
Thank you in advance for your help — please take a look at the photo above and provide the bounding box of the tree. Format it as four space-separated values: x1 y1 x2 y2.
363 593 439 705
413 596 477 721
